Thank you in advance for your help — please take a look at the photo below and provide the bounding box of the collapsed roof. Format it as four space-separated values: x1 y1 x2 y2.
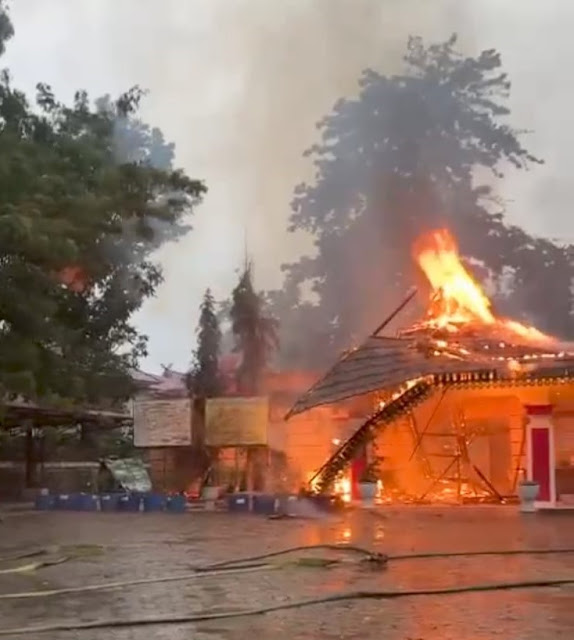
287 228 574 493
287 332 574 418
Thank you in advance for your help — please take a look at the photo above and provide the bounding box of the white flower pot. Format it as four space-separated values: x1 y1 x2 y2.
518 481 539 513
201 486 220 510
201 486 220 500
358 482 378 507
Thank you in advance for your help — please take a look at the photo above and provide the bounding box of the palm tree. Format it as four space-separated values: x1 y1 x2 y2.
230 263 279 395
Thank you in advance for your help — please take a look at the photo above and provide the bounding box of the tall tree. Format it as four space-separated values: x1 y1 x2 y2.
0 13 206 406
190 289 222 398
0 0 13 57
274 35 572 367
230 264 279 395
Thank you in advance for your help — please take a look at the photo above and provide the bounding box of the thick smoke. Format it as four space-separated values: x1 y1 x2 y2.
5 1 572 370
112 0 474 369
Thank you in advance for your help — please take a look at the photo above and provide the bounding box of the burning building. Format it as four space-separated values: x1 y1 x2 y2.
287 229 574 508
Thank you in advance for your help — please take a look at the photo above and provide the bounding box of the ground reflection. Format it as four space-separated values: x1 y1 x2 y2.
0 508 572 640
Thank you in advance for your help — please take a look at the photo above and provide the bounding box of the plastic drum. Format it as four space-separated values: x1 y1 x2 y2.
166 495 187 513
34 493 54 511
276 494 300 516
118 493 142 512
252 494 277 515
142 493 166 513
78 493 99 512
53 494 73 510
99 493 120 512
226 493 251 513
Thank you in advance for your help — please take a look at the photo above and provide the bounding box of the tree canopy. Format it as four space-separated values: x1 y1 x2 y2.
230 264 279 395
0 5 206 405
190 289 222 398
0 1 13 57
274 35 573 367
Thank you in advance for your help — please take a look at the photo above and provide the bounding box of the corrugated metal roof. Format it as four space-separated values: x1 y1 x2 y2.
287 334 574 417
131 369 188 397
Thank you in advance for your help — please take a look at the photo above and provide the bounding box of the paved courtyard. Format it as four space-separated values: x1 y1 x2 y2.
0 505 573 639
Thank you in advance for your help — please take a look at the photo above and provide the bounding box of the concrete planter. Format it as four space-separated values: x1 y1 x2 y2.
518 481 539 513
358 482 378 507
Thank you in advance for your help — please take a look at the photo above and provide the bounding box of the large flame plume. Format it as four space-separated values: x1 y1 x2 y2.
412 229 552 343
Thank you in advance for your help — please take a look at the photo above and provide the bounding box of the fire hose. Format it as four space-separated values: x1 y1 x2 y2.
2 578 573 636
0 544 572 635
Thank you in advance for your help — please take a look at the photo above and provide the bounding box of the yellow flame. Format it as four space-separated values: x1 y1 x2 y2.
333 475 352 503
413 229 553 343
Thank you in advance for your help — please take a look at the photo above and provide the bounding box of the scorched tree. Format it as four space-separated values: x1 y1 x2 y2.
274 35 573 367
230 263 279 395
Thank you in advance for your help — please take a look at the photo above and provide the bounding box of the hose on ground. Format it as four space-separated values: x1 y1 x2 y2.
1 544 573 600
389 548 574 561
1 577 572 636
198 544 574 570
0 545 377 600
198 543 387 570
0 556 69 575
0 564 274 600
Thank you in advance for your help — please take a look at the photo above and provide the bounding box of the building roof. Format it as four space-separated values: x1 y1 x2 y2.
0 401 132 429
287 333 574 417
131 368 188 397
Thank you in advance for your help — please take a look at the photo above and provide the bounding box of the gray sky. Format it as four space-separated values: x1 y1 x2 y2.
4 0 573 372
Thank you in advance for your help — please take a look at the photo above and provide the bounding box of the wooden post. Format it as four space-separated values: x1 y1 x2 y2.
246 447 254 493
24 421 35 489
234 447 240 492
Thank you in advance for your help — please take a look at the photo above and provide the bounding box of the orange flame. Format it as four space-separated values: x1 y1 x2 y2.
413 229 551 342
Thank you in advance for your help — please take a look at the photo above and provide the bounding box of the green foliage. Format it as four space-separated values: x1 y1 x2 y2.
274 35 573 367
0 64 206 405
190 289 223 397
230 263 279 394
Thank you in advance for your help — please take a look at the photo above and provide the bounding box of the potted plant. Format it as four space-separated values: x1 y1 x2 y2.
358 460 380 506
517 470 539 513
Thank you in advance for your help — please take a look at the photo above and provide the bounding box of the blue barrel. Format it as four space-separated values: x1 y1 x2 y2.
166 495 187 513
118 493 141 512
142 493 166 513
78 493 99 512
227 492 251 513
54 494 73 510
276 494 300 515
70 493 87 510
34 494 54 511
100 493 120 512
252 494 277 515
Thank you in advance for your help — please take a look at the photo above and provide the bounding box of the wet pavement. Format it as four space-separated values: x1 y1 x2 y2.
0 505 573 639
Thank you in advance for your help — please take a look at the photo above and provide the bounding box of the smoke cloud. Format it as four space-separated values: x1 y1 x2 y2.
4 0 573 370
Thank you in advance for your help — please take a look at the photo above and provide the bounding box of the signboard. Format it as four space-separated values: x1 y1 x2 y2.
205 397 269 446
133 398 192 447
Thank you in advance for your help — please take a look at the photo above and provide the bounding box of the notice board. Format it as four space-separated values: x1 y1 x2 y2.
205 397 268 446
133 398 193 447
